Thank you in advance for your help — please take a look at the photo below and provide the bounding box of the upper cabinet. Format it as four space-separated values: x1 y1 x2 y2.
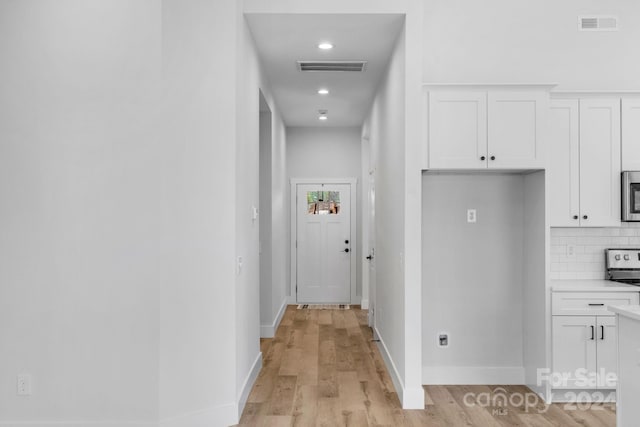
622 98 640 171
548 98 621 227
425 87 549 170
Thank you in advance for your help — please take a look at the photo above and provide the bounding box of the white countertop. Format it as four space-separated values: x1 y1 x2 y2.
551 279 640 292
609 304 640 322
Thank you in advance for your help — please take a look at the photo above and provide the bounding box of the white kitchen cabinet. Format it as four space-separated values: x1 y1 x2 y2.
427 89 547 170
552 316 617 389
427 91 487 169
551 291 638 391
622 98 640 170
548 98 621 227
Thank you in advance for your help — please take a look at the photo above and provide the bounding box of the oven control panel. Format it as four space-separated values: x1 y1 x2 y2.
606 248 640 270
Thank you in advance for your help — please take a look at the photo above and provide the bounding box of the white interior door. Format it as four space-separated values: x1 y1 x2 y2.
296 183 352 303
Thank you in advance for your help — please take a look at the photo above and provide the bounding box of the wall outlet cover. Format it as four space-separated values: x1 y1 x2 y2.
17 374 31 396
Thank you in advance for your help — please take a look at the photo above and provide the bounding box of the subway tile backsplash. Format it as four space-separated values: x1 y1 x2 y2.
551 224 640 280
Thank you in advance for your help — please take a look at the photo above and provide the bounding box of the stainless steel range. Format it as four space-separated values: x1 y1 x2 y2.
606 249 640 285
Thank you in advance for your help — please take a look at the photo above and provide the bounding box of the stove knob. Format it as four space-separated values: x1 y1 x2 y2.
615 254 622 261
624 254 631 261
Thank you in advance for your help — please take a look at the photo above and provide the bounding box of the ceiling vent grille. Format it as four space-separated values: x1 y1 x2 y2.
297 61 367 72
578 15 618 31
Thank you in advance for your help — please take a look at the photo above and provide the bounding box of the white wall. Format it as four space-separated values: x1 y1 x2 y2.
0 1 161 423
287 127 362 300
422 174 525 383
159 0 239 425
423 0 640 89
363 26 409 398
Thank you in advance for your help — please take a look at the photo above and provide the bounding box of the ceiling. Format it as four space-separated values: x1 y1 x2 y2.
246 14 405 127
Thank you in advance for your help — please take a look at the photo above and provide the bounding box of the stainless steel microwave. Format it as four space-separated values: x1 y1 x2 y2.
622 171 640 221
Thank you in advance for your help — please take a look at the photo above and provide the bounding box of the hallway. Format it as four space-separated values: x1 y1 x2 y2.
237 307 615 426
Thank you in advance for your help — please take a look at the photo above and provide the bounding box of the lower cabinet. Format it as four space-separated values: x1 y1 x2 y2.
551 290 640 392
552 315 617 389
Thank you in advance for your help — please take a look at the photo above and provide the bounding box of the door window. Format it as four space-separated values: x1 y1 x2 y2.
307 191 340 215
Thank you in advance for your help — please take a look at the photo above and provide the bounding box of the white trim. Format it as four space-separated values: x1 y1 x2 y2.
290 178 358 304
375 327 404 401
158 404 237 427
0 422 154 427
422 366 525 385
260 299 288 338
375 327 424 409
236 352 262 420
360 298 369 309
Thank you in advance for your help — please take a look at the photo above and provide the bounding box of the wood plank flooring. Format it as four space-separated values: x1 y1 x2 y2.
236 306 615 427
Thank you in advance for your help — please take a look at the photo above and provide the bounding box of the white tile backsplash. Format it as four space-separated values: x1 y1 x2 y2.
550 224 640 280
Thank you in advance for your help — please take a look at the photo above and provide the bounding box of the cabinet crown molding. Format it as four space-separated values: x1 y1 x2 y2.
422 83 557 91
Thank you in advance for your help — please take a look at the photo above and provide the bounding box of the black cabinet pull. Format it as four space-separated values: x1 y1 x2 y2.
600 325 605 340
588 303 605 306
490 156 496 161
583 215 588 220
573 215 579 220
344 240 349 244
480 156 486 161
590 325 595 340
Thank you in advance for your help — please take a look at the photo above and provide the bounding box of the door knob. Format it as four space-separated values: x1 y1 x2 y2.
366 255 373 260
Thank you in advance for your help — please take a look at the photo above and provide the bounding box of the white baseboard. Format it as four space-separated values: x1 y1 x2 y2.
0 422 155 427
260 299 288 338
374 327 423 410
237 352 262 419
422 366 525 385
360 298 369 309
159 404 237 427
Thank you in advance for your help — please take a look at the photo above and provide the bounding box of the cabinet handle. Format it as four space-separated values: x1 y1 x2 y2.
490 156 496 161
590 325 595 340
480 156 486 161
600 325 605 340
588 303 605 306
583 215 588 220
573 215 579 220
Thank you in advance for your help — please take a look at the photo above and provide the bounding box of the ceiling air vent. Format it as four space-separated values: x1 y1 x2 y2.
297 61 367 72
578 15 618 31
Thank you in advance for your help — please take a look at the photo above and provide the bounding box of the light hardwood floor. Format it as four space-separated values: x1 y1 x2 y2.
236 306 615 427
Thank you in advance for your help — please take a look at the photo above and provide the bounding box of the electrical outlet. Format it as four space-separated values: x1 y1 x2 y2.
438 333 449 347
17 374 31 396
567 244 576 258
467 209 477 223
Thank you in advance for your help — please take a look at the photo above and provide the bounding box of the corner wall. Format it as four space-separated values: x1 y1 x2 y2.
0 1 162 423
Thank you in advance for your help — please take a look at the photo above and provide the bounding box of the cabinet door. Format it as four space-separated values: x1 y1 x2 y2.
488 91 547 169
596 316 618 389
552 316 597 389
548 99 580 227
579 99 621 227
428 91 487 169
622 98 640 171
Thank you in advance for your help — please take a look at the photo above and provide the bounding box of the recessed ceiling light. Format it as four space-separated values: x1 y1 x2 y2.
318 89 329 95
318 42 333 50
